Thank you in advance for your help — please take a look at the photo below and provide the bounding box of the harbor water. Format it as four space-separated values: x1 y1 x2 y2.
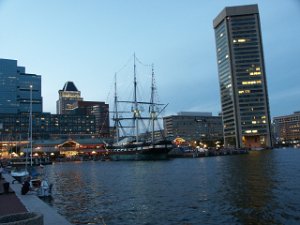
44 148 300 225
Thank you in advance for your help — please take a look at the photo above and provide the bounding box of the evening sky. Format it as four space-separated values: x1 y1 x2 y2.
1 0 299 118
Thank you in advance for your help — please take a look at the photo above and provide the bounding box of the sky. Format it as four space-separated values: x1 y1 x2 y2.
1 0 300 119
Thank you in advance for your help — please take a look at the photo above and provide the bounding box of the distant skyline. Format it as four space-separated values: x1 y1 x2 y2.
1 0 299 118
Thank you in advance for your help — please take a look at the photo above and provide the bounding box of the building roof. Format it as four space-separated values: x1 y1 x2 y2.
33 138 106 146
33 139 66 146
213 4 258 28
177 112 212 116
76 138 106 145
61 81 79 92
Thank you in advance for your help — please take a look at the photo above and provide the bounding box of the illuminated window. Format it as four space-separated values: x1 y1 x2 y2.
238 90 250 94
220 33 224 37
242 80 262 85
233 39 237 43
249 72 261 76
252 121 257 124
225 54 229 58
256 67 261 71
238 39 246 43
245 130 258 134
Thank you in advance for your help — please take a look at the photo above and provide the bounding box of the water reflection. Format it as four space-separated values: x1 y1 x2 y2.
222 151 280 224
43 150 300 225
46 162 107 224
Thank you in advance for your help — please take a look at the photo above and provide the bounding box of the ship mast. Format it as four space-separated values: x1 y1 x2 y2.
25 84 33 168
133 54 139 142
150 64 156 144
114 73 120 143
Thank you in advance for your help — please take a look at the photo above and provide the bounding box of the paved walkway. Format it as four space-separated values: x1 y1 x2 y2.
2 173 73 225
0 175 28 216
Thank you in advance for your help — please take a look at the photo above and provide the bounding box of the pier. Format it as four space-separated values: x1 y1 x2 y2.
1 173 72 225
168 147 249 158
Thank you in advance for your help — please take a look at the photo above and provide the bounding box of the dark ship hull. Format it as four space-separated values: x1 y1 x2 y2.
107 140 174 161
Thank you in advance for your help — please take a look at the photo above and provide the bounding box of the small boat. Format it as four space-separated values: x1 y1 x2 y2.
11 169 29 183
9 157 53 166
12 85 33 183
30 178 52 197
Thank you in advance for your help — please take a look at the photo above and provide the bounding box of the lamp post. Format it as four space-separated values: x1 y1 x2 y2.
30 84 33 166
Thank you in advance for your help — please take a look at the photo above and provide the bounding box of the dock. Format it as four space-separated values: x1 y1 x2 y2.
0 175 27 216
1 173 72 225
169 147 249 158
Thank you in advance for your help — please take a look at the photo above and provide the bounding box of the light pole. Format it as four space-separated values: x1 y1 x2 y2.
30 84 33 166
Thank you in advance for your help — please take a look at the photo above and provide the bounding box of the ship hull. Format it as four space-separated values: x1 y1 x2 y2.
107 141 174 161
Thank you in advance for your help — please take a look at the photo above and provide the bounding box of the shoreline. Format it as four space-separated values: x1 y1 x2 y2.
1 173 72 225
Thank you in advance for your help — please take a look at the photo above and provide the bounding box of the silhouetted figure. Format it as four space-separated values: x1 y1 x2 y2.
21 177 31 195
0 165 3 179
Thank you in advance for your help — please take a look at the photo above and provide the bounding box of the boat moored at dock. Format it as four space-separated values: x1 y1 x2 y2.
108 140 174 160
106 55 174 160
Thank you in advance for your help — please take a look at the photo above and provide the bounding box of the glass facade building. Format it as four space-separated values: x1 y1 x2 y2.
0 112 97 140
213 5 272 148
0 58 42 114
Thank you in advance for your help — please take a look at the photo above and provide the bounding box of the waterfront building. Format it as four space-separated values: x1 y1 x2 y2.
0 58 42 114
24 138 106 158
74 101 110 137
0 137 106 158
56 81 83 114
273 111 300 146
0 112 97 141
163 112 223 147
213 4 272 149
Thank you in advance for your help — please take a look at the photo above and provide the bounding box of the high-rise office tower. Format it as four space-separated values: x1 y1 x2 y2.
56 81 83 114
213 4 272 149
75 101 110 137
0 58 43 114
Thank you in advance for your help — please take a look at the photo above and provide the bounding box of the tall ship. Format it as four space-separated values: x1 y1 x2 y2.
106 54 174 160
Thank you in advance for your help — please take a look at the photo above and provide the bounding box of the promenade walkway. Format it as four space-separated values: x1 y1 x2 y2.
2 173 72 225
0 176 27 216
